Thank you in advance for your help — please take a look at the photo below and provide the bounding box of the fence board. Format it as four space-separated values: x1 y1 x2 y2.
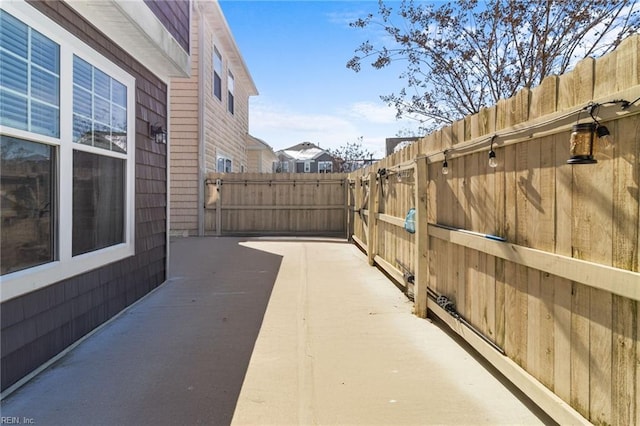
345 35 639 426
204 173 347 236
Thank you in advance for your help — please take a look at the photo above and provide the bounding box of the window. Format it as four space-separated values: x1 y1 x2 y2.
0 10 60 138
304 161 311 173
72 150 124 255
0 4 135 301
217 155 232 173
281 161 289 173
318 161 333 173
73 55 127 153
0 136 55 275
213 47 222 101
227 71 234 114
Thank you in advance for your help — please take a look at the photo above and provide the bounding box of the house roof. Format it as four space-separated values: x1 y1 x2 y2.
276 141 334 161
246 135 275 153
282 148 326 161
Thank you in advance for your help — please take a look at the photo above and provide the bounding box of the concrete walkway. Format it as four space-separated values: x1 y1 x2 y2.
1 237 552 425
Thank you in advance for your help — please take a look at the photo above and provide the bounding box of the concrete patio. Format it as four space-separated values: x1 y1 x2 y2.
0 237 553 425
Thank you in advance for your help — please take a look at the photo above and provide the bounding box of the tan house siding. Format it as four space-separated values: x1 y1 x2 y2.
169 0 258 236
169 7 200 236
201 12 253 173
247 150 260 172
246 135 277 173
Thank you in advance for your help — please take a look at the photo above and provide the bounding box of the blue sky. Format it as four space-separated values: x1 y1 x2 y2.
219 1 422 157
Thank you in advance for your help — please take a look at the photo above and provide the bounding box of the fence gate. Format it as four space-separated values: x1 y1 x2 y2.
204 172 348 237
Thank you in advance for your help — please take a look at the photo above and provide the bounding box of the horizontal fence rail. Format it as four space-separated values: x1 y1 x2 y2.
204 172 348 237
348 35 640 426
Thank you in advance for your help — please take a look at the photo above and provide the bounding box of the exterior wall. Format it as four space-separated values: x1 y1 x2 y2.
292 152 335 173
168 1 257 236
1 1 175 392
144 0 190 53
170 8 201 236
246 135 277 173
201 9 253 173
246 149 277 173
247 149 260 172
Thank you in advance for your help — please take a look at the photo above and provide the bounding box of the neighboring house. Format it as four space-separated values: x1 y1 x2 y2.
0 0 190 393
276 142 336 173
246 135 278 173
169 0 257 237
385 136 421 156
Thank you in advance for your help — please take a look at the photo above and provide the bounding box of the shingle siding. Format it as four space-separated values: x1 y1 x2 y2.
144 0 190 54
1 1 171 392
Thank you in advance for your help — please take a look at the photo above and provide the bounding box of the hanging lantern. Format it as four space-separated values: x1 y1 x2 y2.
567 123 597 164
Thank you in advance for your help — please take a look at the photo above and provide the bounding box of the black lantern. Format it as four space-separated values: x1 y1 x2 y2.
150 124 167 144
567 123 597 164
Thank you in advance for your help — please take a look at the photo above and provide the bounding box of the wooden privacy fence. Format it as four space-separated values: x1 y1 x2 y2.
204 172 348 236
348 35 640 426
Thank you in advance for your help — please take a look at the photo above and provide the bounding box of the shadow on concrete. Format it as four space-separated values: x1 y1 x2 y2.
0 237 282 426
428 314 559 426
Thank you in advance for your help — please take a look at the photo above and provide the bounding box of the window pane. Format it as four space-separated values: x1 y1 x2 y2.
73 150 124 256
0 53 28 93
73 114 92 145
111 105 126 132
213 47 222 73
0 11 59 138
31 66 59 105
111 80 126 108
1 136 55 275
73 55 92 90
228 93 234 114
94 68 110 99
228 72 234 93
93 123 111 151
94 96 110 124
0 10 28 59
0 89 28 131
73 55 127 152
213 72 221 100
73 85 92 118
31 29 59 73
31 101 59 137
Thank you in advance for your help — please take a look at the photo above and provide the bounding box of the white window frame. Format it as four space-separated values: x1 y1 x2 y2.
318 161 333 173
304 161 311 173
217 154 232 173
213 45 222 101
227 70 234 114
0 2 136 302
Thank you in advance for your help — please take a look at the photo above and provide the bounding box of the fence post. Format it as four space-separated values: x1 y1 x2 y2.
367 171 377 266
345 177 352 240
414 157 429 318
216 178 222 236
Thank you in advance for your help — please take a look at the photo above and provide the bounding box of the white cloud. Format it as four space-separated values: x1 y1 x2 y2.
346 101 398 124
248 98 422 159
249 99 362 151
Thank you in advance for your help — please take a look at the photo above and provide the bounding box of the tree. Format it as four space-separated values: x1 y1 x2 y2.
347 0 640 131
329 137 376 172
